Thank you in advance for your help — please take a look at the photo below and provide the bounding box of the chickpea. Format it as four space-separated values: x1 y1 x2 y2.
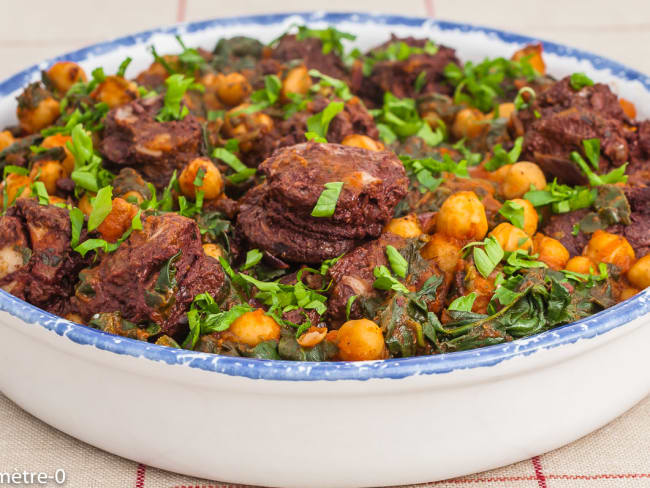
1 173 31 206
490 222 533 253
436 191 488 242
200 72 225 110
506 198 538 236
619 286 640 301
495 102 515 121
179 157 224 200
511 43 546 75
78 192 95 217
228 309 281 347
96 198 138 243
224 104 274 151
565 256 596 275
17 96 60 134
0 131 14 152
583 230 635 273
533 233 569 270
282 65 311 99
217 72 252 107
627 254 650 290
336 318 387 361
487 164 512 184
30 160 65 195
41 134 75 174
341 134 385 152
451 108 486 139
47 61 87 93
91 76 139 108
384 214 422 238
421 233 461 274
203 243 224 260
619 98 636 119
500 161 546 199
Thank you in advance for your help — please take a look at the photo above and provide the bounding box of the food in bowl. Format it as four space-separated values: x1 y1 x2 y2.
1 26 648 362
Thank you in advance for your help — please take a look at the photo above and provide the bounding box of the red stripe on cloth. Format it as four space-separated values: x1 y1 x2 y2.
423 0 435 17
135 463 146 488
176 0 187 22
531 456 547 488
548 473 650 480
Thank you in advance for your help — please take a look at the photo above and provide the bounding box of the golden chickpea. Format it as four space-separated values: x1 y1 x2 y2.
436 191 488 242
282 65 312 99
0 131 14 152
490 222 533 253
41 134 75 174
2 173 31 205
96 198 138 243
30 160 65 195
384 214 422 238
228 309 281 347
341 134 385 152
17 96 60 134
565 256 595 275
203 243 224 260
91 76 139 108
533 233 569 270
495 102 516 121
627 254 650 290
78 192 94 217
47 61 87 93
583 230 636 273
512 43 546 75
217 72 252 107
506 198 538 236
488 164 512 184
179 157 224 200
451 108 485 139
500 161 546 199
420 233 461 274
336 319 387 361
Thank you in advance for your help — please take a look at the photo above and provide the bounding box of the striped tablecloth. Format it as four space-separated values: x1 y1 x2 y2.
1 1 649 486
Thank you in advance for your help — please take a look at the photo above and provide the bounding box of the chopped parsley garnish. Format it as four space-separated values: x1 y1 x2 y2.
448 292 477 312
309 69 353 101
311 181 344 217
66 123 114 193
295 25 356 57
399 153 469 192
242 75 283 114
70 206 142 258
116 57 132 78
484 136 523 171
212 140 256 183
499 200 525 229
443 57 539 112
386 245 408 278
371 92 444 146
174 35 206 74
306 101 344 140
570 139 628 186
569 72 594 91
87 185 113 231
242 249 263 270
513 86 536 111
524 179 596 214
463 236 504 278
502 249 547 275
372 265 410 294
361 40 437 76
345 295 357 321
30 181 50 206
155 74 204 122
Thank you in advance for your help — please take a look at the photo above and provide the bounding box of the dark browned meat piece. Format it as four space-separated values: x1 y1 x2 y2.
100 96 202 189
327 233 405 326
0 199 89 315
72 212 227 338
271 34 347 80
242 96 378 168
351 36 459 107
237 142 408 263
519 76 633 185
541 209 591 256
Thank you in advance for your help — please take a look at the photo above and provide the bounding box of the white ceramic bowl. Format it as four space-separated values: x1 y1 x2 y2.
0 12 649 488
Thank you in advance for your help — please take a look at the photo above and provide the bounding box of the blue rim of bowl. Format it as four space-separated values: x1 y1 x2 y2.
1 12 649 381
